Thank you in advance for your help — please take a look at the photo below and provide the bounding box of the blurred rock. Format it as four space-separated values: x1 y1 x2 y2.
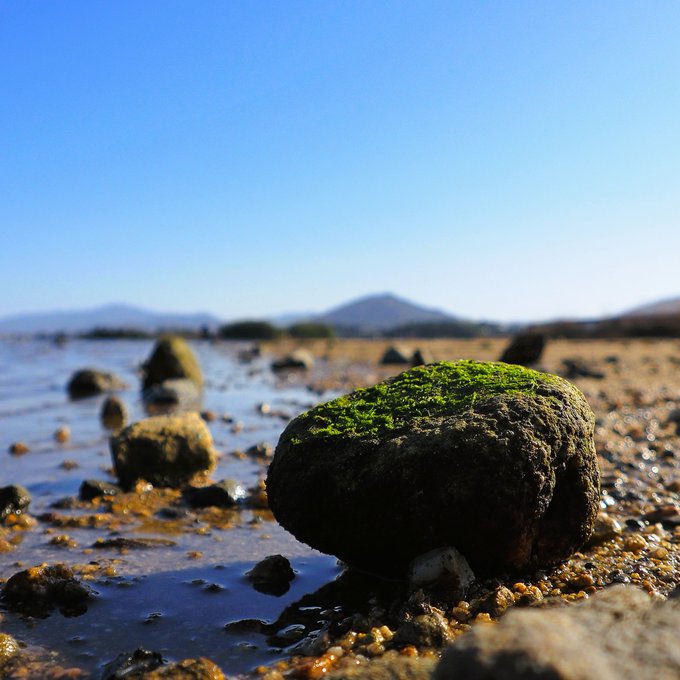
0 485 31 522
272 349 315 372
101 395 127 430
411 348 434 366
110 413 217 489
143 378 202 412
246 554 295 596
562 358 605 380
79 479 121 501
67 368 125 399
142 336 203 390
183 480 247 508
499 333 546 366
101 648 164 680
380 345 412 365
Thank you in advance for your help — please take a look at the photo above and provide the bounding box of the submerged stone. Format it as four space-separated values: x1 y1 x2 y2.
110 413 217 489
267 360 600 576
142 336 203 390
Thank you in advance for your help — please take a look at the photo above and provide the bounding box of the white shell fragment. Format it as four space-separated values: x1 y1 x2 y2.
409 546 475 594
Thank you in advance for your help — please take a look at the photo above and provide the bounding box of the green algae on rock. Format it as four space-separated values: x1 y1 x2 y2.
111 413 217 489
267 360 600 576
142 336 203 390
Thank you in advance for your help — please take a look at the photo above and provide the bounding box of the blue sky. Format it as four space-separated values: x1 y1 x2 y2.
1 1 679 322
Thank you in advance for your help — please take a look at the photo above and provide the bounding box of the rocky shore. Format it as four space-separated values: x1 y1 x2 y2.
0 337 679 678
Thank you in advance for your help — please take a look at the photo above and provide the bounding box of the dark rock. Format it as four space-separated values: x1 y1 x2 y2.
0 485 31 522
101 648 164 680
1 564 92 616
142 658 225 679
411 348 434 366
246 555 295 596
100 395 127 430
271 349 315 372
92 537 176 550
245 442 274 459
142 378 202 412
562 358 605 380
380 345 412 365
499 333 546 366
67 368 126 399
267 361 599 576
110 413 218 489
142 336 203 390
183 480 247 508
472 585 515 618
434 586 680 680
79 479 121 501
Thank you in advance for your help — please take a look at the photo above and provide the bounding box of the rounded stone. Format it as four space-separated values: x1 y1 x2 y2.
67 368 125 399
110 413 217 489
266 361 600 576
142 336 203 390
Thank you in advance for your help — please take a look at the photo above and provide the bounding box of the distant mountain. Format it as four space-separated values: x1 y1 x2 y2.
0 303 221 334
622 295 680 317
314 293 455 332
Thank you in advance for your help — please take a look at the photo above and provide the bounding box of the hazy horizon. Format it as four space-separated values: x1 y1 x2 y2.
2 2 680 322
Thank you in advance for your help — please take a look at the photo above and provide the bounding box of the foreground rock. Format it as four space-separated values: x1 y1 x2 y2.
434 586 680 680
267 361 599 575
0 484 31 522
1 564 92 616
67 368 125 399
111 413 217 489
142 336 203 390
499 332 546 366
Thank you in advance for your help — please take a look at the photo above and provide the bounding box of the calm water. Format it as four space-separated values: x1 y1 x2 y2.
0 338 342 676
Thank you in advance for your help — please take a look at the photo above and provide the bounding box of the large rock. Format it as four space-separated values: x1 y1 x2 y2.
111 413 217 489
434 585 680 680
142 336 203 390
267 361 599 576
67 368 125 399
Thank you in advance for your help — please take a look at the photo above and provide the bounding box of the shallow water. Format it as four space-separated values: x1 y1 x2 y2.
0 338 341 675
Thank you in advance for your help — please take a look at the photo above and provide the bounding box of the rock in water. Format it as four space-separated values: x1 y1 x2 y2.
0 485 31 522
67 369 125 399
142 336 203 390
111 413 217 489
434 586 680 680
499 332 546 366
101 395 127 430
267 361 599 575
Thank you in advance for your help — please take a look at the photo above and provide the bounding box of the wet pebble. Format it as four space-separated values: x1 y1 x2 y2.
246 555 295 596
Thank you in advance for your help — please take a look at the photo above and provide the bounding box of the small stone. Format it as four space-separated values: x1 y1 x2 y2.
110 413 217 489
183 480 247 508
101 396 127 430
245 442 274 459
473 586 515 618
408 547 475 600
271 350 315 372
79 479 121 501
143 657 225 679
101 648 164 680
395 610 454 647
623 534 647 553
142 379 202 411
380 345 412 365
54 425 71 443
586 513 623 546
67 369 125 399
1 563 92 616
0 485 31 523
200 410 217 422
246 555 295 596
8 441 29 456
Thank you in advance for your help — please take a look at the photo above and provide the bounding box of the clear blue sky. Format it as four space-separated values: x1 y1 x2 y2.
2 1 679 322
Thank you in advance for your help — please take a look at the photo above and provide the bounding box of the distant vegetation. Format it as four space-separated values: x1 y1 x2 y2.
532 314 680 339
80 327 152 339
288 322 335 339
218 320 284 340
385 320 507 339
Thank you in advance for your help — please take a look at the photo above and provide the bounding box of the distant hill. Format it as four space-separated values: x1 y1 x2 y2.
0 303 221 335
314 293 455 333
622 295 680 317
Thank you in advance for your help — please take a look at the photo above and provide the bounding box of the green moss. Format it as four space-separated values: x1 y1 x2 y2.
294 360 565 442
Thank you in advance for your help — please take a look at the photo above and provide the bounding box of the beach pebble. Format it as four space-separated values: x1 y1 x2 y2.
272 349 315 372
267 361 599 575
110 413 217 489
54 425 70 443
183 479 247 508
101 395 127 430
8 441 29 455
409 547 475 599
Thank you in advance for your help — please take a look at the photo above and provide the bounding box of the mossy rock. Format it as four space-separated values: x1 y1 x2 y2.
267 361 600 576
142 336 203 390
111 413 217 489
